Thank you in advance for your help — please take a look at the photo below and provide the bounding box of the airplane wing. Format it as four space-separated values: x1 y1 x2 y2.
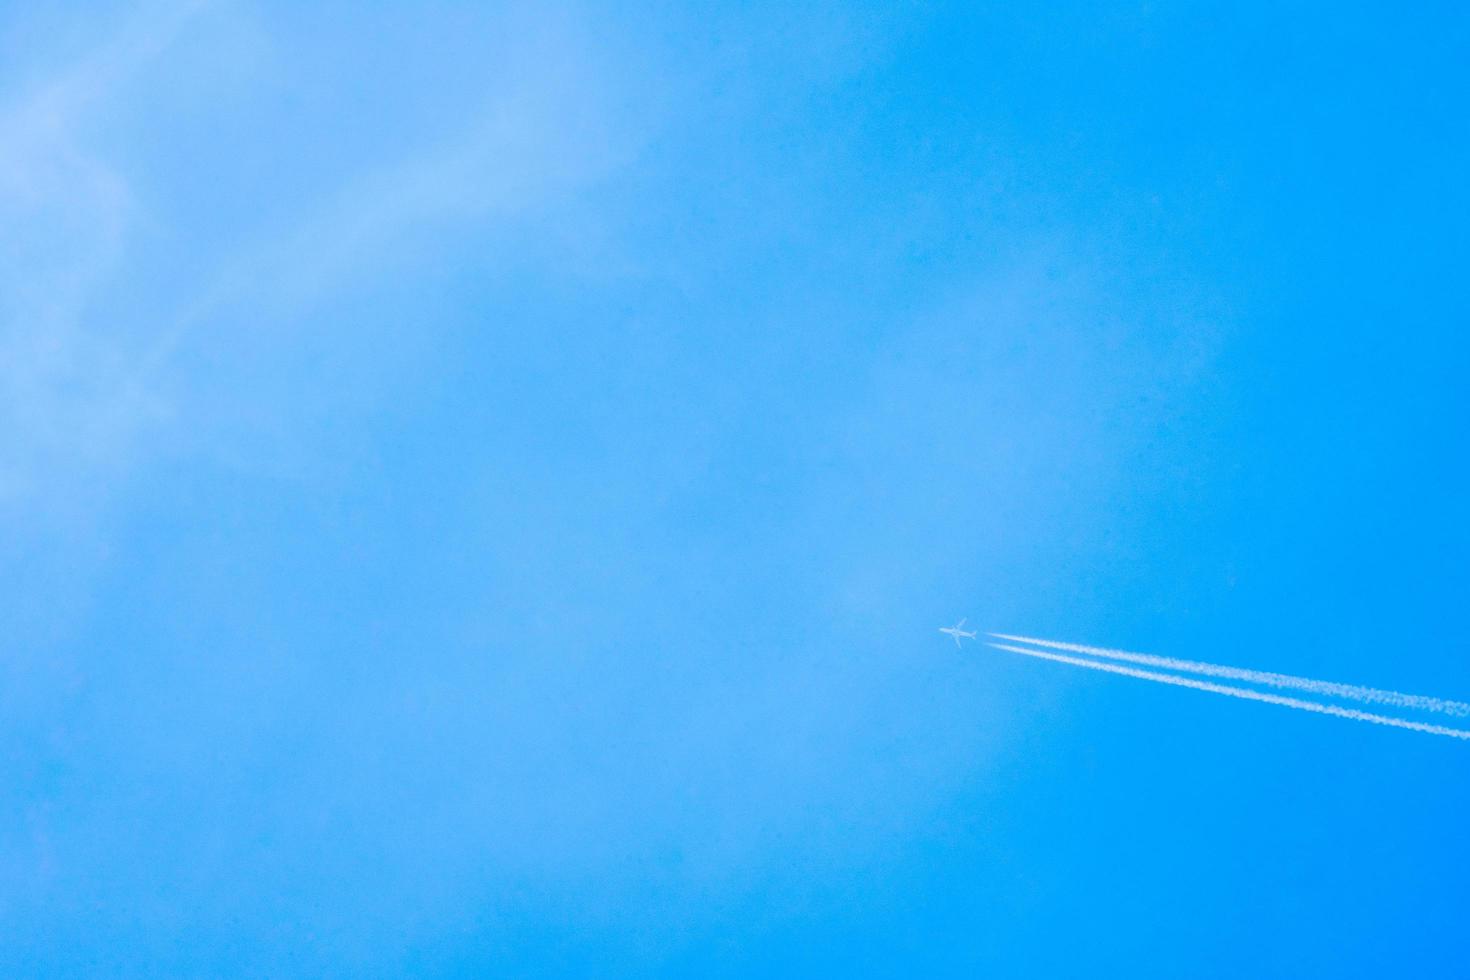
955 618 966 628
952 632 962 647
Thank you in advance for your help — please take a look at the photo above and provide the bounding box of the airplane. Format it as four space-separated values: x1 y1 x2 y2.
938 618 978 647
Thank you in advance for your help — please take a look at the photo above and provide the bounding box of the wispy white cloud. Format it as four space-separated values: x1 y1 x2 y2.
2 1 643 506
140 24 638 378
0 3 206 505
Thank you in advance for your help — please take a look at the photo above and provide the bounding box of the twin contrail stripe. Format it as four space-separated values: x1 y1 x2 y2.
987 643 1470 740
990 632 1470 719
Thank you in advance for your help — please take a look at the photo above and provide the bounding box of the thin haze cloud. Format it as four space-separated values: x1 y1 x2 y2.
986 643 1470 741
991 632 1470 719
0 1 210 502
130 13 637 388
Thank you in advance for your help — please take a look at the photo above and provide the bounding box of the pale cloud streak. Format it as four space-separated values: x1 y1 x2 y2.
0 2 207 505
2 1 643 507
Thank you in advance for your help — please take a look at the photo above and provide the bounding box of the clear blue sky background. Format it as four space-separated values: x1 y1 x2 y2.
4 2 1468 976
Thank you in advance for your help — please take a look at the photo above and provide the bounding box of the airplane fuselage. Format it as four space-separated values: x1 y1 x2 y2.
939 620 978 646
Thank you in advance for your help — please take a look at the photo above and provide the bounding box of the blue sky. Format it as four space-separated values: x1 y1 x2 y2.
3 2 1468 975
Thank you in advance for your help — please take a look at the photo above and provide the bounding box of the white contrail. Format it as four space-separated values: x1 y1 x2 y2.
990 632 1470 719
987 643 1470 740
